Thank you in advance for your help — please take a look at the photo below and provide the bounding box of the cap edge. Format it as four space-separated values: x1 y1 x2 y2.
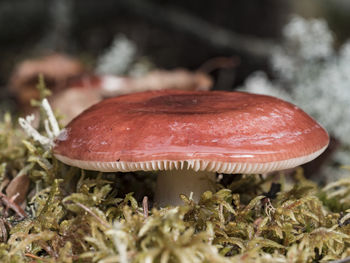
54 145 327 174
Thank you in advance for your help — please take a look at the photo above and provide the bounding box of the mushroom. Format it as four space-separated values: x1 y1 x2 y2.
53 90 329 206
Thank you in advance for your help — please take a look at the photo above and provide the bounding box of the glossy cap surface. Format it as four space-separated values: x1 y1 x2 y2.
53 90 329 174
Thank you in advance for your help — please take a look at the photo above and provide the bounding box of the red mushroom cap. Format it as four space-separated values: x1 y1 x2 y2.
53 90 329 174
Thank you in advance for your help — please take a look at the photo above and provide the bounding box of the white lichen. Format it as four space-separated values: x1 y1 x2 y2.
241 15 350 147
243 71 291 100
18 98 60 148
240 15 350 178
96 35 137 75
19 115 51 146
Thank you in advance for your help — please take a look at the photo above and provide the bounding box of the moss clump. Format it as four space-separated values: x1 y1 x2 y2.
0 96 350 262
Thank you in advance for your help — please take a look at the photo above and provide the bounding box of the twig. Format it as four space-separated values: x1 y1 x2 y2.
0 192 27 218
68 201 110 228
25 253 49 262
330 257 350 263
37 240 58 259
218 203 225 226
142 196 148 218
9 192 20 204
198 56 240 74
0 217 10 242
117 0 278 58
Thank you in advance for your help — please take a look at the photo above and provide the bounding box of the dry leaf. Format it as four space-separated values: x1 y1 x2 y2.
9 53 84 110
5 174 30 207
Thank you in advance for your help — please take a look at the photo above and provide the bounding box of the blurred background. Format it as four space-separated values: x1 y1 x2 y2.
1 0 350 181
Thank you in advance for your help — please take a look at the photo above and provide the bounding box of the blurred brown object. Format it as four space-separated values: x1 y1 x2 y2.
198 56 239 74
9 53 84 111
100 69 213 97
5 174 30 208
49 74 102 125
49 69 212 125
303 136 340 181
51 89 101 126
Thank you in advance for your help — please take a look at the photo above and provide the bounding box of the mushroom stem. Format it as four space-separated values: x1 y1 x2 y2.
154 170 216 206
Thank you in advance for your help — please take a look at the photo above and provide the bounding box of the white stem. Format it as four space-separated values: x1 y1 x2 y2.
155 170 216 207
42 98 60 137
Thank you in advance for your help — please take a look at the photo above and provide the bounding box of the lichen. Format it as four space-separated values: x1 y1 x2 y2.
240 15 350 178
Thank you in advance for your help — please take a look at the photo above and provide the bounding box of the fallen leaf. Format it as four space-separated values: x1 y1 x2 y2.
5 174 30 207
9 53 84 111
